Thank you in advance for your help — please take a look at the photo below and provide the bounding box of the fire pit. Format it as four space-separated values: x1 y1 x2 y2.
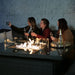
16 38 48 54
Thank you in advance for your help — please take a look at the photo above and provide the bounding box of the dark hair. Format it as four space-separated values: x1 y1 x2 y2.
41 18 49 28
58 18 68 33
28 17 36 30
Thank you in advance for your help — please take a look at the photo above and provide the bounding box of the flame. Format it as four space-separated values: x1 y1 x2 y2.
16 38 42 54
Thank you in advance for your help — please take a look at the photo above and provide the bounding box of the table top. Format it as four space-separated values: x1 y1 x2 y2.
0 42 73 61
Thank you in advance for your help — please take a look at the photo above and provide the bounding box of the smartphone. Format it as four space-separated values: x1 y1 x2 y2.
6 21 9 25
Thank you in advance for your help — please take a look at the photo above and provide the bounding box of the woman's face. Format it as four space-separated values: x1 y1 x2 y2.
40 21 46 29
57 21 59 27
28 20 31 26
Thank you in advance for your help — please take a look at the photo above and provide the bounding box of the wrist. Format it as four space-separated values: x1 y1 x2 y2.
35 34 37 37
9 24 12 27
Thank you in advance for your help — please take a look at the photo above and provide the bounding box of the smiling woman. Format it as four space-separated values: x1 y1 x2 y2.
31 18 52 42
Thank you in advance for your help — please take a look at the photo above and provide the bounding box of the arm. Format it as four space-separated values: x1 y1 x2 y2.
8 22 24 33
51 36 58 42
8 22 30 34
37 29 50 38
62 30 74 44
11 25 30 35
11 25 24 33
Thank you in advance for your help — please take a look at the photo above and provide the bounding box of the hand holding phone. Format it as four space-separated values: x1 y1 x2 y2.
6 21 12 27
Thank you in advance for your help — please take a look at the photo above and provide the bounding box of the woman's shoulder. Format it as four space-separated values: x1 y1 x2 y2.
63 29 73 36
25 25 30 28
64 29 72 33
35 26 40 30
44 27 51 31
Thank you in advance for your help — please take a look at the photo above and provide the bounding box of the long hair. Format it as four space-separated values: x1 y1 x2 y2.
41 18 49 29
58 18 68 34
28 17 36 30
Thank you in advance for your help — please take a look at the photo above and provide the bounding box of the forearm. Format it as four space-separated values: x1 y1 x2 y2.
54 38 58 42
11 25 24 34
36 34 47 38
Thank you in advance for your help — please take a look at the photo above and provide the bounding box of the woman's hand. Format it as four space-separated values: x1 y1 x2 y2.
31 32 37 37
24 33 29 36
8 22 12 27
51 36 56 41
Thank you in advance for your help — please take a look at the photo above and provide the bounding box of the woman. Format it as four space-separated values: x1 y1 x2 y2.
31 18 52 42
24 17 40 38
8 17 40 39
51 18 74 44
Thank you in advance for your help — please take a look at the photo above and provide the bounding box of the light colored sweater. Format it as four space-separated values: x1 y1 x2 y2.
62 29 74 44
54 29 74 45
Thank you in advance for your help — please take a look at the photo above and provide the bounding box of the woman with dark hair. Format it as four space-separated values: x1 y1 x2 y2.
51 18 74 44
58 18 68 34
24 17 40 38
8 17 40 39
31 18 52 41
